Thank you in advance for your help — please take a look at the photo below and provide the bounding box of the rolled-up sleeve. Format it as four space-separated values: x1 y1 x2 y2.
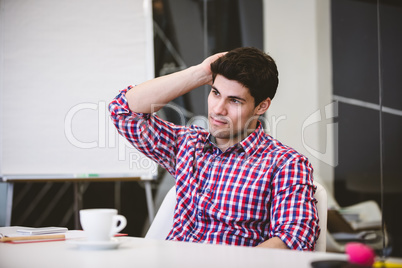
108 85 179 175
269 156 320 251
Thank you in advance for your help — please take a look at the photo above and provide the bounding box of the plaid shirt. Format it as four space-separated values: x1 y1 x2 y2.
109 86 320 250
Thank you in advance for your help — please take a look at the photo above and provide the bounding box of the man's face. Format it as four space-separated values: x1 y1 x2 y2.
208 75 268 149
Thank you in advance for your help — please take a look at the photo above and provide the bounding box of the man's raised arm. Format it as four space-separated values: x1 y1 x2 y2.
126 52 226 114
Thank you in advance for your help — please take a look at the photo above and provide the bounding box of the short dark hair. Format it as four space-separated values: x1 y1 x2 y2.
210 47 279 106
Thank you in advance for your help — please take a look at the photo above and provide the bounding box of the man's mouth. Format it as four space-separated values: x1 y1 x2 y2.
210 115 228 125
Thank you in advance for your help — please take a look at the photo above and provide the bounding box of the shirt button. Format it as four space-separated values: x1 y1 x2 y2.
198 212 202 217
205 188 211 193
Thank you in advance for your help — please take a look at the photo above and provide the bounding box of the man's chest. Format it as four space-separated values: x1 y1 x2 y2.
174 141 276 218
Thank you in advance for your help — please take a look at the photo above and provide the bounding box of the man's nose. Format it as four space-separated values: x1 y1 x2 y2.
213 99 227 115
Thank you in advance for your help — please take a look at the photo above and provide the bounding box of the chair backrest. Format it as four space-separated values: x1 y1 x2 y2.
145 186 176 240
146 182 328 252
314 181 328 252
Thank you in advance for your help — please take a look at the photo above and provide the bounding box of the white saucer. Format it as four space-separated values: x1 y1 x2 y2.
68 238 122 250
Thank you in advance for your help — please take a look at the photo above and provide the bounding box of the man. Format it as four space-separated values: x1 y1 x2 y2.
109 47 320 250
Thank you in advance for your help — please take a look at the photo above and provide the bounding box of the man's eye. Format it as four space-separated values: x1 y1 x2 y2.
231 99 241 104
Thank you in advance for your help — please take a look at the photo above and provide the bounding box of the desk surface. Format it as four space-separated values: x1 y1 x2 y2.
0 235 347 268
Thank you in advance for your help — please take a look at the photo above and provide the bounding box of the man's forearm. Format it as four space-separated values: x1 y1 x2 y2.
126 52 225 114
256 237 289 250
126 65 207 113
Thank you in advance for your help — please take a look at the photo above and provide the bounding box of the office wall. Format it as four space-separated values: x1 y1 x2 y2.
263 0 334 193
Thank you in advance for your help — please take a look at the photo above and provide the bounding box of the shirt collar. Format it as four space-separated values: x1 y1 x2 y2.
239 122 265 156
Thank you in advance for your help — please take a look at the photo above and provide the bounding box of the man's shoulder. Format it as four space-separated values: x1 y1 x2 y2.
153 115 208 133
258 134 310 165
175 123 209 137
166 121 210 145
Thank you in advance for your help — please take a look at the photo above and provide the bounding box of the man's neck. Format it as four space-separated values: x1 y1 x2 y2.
215 128 256 152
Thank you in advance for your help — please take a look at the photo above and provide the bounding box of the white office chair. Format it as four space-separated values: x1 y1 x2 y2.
145 186 176 240
314 182 327 252
145 182 327 252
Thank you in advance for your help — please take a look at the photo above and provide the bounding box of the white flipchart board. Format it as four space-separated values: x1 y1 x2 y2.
0 0 156 180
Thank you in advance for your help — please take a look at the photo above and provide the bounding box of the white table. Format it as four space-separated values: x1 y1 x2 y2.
0 235 348 268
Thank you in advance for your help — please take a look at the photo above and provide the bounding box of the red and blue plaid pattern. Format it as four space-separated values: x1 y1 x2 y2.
109 86 320 250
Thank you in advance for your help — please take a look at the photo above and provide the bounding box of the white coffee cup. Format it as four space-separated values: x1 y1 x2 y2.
79 208 127 242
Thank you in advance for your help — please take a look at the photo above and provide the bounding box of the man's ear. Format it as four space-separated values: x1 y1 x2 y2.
255 97 271 115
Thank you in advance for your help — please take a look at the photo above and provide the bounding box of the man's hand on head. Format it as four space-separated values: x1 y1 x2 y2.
199 52 227 85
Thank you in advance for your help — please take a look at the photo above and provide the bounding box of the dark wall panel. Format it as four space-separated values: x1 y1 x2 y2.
332 0 402 257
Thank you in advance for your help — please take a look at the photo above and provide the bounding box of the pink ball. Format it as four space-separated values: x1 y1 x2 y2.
345 242 376 266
